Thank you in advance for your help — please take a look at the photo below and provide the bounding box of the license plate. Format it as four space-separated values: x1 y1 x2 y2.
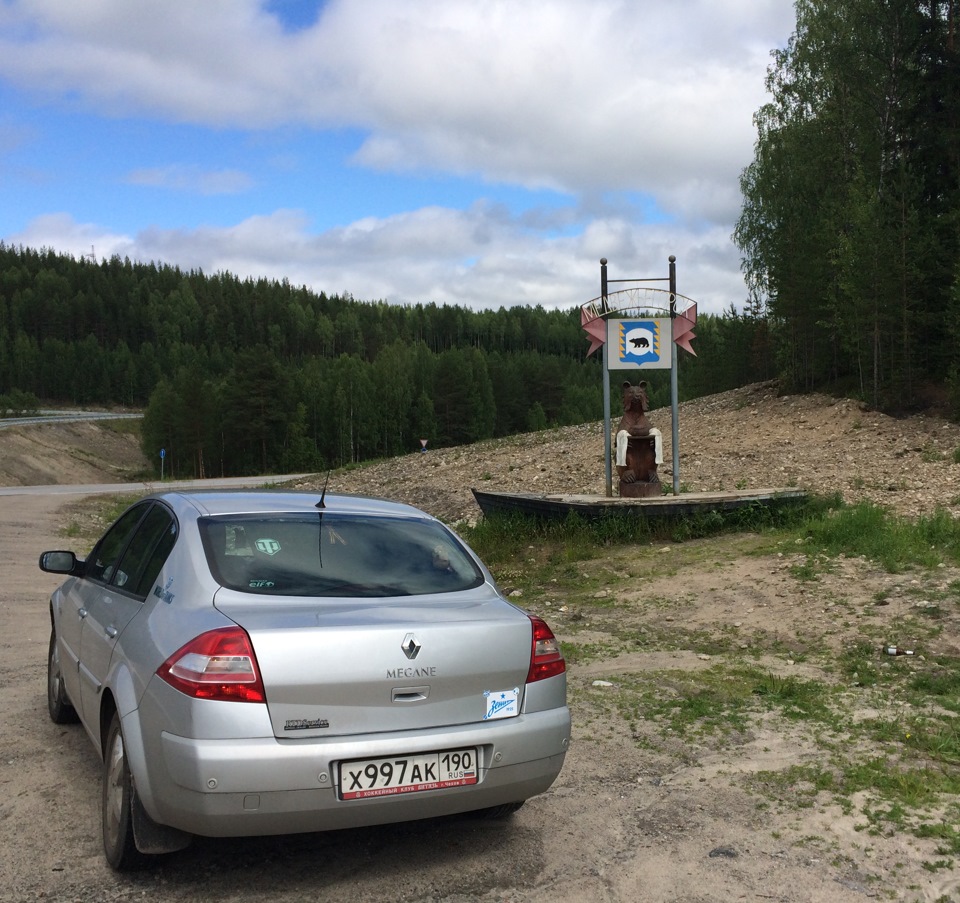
339 748 478 800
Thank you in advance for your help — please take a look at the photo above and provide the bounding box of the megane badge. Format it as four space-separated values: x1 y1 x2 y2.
401 633 421 660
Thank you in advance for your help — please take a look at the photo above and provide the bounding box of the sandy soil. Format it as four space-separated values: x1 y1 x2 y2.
0 420 148 486
2 386 960 902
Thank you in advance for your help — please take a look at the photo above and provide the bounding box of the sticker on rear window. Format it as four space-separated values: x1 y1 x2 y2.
255 538 281 556
483 688 519 721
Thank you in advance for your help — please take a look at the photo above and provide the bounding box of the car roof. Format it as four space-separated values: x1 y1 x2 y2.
149 490 433 520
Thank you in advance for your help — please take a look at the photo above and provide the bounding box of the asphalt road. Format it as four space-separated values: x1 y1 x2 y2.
0 410 143 429
0 474 314 497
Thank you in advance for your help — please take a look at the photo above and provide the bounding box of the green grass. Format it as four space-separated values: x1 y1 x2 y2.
796 502 960 572
58 493 141 549
100 416 142 437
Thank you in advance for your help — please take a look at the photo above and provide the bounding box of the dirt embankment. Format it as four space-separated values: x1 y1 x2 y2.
5 384 960 523
0 420 148 487
302 381 960 525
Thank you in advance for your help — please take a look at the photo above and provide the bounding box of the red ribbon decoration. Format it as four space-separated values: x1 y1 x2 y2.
673 303 697 356
581 307 607 357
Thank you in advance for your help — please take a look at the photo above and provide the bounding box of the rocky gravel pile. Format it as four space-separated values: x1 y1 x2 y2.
296 381 960 525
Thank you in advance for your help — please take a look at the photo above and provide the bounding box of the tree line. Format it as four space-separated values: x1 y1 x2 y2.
0 243 775 477
735 0 960 411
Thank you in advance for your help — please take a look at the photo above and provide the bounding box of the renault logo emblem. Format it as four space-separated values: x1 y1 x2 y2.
401 633 421 660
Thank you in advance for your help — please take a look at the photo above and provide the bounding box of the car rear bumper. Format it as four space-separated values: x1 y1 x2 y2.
147 706 570 837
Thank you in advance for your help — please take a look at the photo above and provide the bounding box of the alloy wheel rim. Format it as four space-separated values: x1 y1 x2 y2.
104 732 125 849
48 643 61 703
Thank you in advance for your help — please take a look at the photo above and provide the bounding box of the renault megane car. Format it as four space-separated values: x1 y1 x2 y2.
40 490 570 870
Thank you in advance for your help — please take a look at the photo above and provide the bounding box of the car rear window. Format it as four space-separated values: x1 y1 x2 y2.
198 513 484 597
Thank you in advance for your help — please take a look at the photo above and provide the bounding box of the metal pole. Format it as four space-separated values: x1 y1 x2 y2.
600 259 613 496
668 255 680 494
600 258 608 314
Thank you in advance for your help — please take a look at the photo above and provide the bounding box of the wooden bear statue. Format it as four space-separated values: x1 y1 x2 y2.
614 381 662 498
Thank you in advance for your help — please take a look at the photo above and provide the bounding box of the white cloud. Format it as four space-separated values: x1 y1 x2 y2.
11 213 136 261
124 164 254 195
10 205 747 315
0 0 792 221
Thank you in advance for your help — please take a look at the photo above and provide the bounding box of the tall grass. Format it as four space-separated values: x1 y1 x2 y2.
798 502 960 572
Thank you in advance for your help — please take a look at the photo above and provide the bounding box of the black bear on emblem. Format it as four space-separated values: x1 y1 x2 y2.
629 336 650 349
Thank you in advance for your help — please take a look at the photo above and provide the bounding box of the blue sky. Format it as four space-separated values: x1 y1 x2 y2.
0 0 795 314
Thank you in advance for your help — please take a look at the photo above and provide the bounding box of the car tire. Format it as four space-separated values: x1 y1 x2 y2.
473 801 525 819
47 628 79 724
102 712 148 871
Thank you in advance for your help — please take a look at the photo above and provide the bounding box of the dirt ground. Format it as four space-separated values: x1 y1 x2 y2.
0 420 148 487
2 386 960 902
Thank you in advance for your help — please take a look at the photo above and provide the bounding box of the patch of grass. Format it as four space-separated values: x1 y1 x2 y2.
751 764 838 806
598 665 835 741
560 639 625 665
915 822 960 857
844 756 953 803
100 416 142 437
789 552 836 582
796 502 960 572
751 672 832 721
58 493 141 549
836 641 882 688
908 668 960 716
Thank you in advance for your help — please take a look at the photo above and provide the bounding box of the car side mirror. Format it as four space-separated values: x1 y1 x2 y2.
39 551 82 575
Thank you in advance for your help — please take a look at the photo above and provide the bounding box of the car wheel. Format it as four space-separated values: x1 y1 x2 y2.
473 801 525 819
47 628 79 724
102 712 148 871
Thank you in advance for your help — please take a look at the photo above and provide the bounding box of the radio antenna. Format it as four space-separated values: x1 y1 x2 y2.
316 471 331 509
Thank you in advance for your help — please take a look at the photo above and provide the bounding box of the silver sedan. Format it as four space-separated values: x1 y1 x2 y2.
41 490 570 870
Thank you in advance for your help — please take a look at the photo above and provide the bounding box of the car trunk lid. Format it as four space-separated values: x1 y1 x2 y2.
214 586 531 739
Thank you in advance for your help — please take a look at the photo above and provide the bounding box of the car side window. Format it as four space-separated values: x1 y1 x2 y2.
121 505 179 598
86 504 150 585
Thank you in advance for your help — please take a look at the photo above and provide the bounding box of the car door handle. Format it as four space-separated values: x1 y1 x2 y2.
105 625 118 639
78 608 88 619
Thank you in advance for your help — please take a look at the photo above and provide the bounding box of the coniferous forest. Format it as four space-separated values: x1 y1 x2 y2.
0 244 772 478
735 0 960 410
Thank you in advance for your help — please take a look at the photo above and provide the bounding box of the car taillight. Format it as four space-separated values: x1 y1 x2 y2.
157 626 266 703
526 615 565 683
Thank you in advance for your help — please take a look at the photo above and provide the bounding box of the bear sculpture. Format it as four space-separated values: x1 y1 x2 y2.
614 380 662 498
